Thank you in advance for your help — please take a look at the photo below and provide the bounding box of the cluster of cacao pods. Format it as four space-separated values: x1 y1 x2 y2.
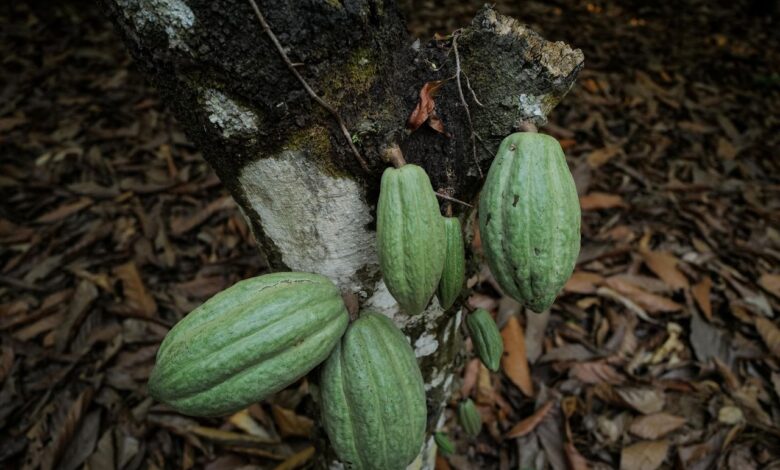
377 164 466 315
148 272 427 469
148 129 580 468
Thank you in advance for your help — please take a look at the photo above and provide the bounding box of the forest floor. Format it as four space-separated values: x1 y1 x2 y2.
1 0 779 469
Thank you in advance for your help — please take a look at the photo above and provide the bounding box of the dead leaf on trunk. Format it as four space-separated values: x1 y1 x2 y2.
406 80 448 135
501 315 534 396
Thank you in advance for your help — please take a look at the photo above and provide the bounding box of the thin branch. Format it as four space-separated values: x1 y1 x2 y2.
435 191 473 208
463 73 485 107
246 0 369 173
452 34 483 178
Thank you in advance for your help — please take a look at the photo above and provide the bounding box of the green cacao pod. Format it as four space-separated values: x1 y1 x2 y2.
148 272 348 417
466 308 503 371
434 432 455 456
321 312 427 469
377 164 446 315
478 132 581 313
437 216 466 310
458 399 482 437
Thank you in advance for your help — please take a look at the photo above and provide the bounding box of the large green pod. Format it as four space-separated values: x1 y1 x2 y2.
148 272 349 417
377 164 446 315
478 132 581 313
321 312 427 469
466 308 503 371
437 216 466 310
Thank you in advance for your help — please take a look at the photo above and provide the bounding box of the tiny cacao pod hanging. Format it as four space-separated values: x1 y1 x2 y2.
478 132 581 313
377 164 446 315
437 216 466 310
434 431 455 456
458 398 482 438
466 308 504 371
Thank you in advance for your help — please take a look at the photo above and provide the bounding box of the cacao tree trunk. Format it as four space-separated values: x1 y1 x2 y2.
98 0 583 467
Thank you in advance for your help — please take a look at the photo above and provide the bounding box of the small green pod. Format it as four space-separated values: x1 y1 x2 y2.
434 432 455 456
437 216 466 310
458 399 482 437
466 308 504 371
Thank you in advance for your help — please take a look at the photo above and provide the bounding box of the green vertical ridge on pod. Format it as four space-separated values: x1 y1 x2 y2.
466 308 503 371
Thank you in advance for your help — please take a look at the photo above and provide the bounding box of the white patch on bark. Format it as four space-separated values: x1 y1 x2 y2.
118 0 195 51
202 89 258 138
414 333 439 358
518 93 547 120
239 151 377 291
424 368 444 391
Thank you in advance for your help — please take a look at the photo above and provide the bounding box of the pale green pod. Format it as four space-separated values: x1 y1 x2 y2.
466 308 503 371
377 164 446 314
437 216 466 310
478 132 581 313
148 272 348 417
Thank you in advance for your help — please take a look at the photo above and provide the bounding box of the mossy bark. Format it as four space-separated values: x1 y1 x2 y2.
98 1 583 467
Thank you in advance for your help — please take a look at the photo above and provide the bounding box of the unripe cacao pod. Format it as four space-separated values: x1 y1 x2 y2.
478 132 581 313
377 164 446 314
466 308 503 371
148 272 348 417
437 216 466 310
434 432 455 456
458 399 482 437
321 312 427 469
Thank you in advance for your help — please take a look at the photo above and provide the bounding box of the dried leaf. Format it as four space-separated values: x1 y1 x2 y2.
616 387 665 414
170 195 234 236
569 361 624 385
406 80 446 132
535 403 567 470
271 405 314 438
758 273 780 298
35 197 93 224
605 276 681 313
690 312 734 366
564 271 604 294
691 276 713 320
272 446 315 470
564 441 590 470
461 358 481 398
506 401 554 438
620 439 669 470
754 316 780 358
579 192 626 210
641 250 689 290
586 145 621 168
629 413 685 440
114 262 157 317
539 344 596 363
40 387 94 470
228 409 279 442
501 316 534 396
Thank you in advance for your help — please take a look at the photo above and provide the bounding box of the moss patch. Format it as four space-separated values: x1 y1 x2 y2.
284 125 346 177
322 47 378 105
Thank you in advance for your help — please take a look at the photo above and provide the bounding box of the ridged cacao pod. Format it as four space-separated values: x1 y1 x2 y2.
148 272 348 417
434 432 455 456
377 164 446 315
466 308 503 371
321 312 427 469
478 132 581 313
458 399 482 437
437 216 466 310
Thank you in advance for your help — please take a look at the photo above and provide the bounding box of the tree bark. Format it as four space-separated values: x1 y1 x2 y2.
98 0 583 467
